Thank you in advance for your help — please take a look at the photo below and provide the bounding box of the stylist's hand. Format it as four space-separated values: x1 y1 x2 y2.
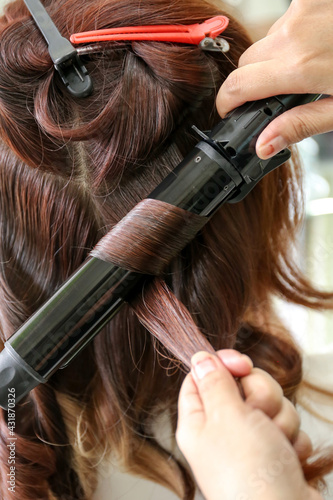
216 0 333 159
176 350 322 500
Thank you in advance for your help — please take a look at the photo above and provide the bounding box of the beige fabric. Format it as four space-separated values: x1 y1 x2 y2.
93 410 205 500
298 352 333 500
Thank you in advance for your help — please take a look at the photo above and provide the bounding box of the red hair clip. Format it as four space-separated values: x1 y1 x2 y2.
70 16 230 52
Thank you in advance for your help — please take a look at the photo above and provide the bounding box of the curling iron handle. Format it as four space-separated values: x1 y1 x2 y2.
275 93 322 109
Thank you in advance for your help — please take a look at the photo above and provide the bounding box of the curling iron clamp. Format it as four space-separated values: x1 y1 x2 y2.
0 0 322 410
0 93 322 409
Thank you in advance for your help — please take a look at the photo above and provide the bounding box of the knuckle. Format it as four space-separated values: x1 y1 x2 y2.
222 69 242 95
311 489 326 500
292 54 308 76
288 112 314 142
238 51 248 67
238 54 245 67
277 399 300 440
285 397 300 421
267 22 278 36
257 384 281 411
209 407 224 424
290 57 313 89
280 21 293 42
280 17 302 48
247 369 283 414
198 370 222 393
293 430 313 460
175 427 184 446
175 426 192 452
245 407 269 432
288 48 318 93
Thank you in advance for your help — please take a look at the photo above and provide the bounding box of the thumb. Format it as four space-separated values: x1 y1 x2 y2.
256 96 333 159
177 372 205 433
191 351 245 421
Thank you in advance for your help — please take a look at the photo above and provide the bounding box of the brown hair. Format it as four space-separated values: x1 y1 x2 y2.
0 0 333 499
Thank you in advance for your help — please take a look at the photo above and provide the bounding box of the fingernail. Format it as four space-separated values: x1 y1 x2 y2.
257 136 287 159
239 355 254 369
217 349 253 365
192 354 217 380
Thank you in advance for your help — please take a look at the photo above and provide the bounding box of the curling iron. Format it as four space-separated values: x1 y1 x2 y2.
0 93 321 410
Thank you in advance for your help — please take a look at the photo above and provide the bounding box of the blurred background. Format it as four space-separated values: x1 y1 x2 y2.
222 0 289 39
1 0 332 354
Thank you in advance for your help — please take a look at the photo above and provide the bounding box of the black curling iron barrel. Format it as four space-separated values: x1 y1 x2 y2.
0 93 320 409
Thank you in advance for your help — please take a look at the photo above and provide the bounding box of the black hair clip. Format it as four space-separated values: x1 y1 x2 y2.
24 0 93 97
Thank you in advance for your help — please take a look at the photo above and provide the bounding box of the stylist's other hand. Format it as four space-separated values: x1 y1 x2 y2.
216 0 333 159
176 350 321 500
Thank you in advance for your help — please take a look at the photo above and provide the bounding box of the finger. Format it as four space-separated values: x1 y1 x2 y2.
216 349 253 377
216 60 309 117
177 372 205 431
238 34 277 67
191 351 244 420
272 397 300 443
293 430 313 462
256 96 333 158
240 368 283 418
307 486 325 500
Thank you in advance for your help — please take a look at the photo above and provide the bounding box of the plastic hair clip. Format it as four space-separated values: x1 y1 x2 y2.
24 0 93 97
70 16 230 52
